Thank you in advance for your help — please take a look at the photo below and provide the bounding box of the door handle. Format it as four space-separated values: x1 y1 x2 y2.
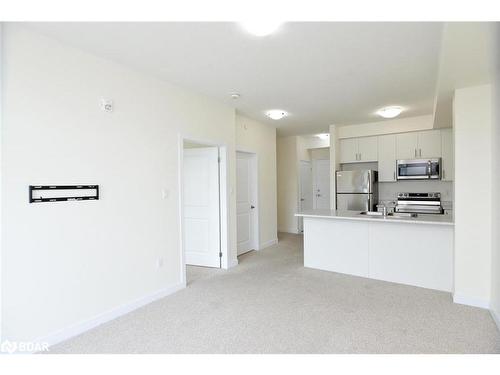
316 194 321 197
251 205 255 209
300 198 305 201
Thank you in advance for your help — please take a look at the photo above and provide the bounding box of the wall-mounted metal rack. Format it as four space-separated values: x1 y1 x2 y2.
29 185 99 203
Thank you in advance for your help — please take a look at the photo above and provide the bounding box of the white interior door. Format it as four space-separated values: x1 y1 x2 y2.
299 161 313 232
183 147 221 268
236 152 257 255
313 159 331 209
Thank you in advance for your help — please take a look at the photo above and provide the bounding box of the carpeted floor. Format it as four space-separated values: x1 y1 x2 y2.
49 233 500 353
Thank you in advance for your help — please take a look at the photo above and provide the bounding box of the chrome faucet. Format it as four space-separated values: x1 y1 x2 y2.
377 204 388 217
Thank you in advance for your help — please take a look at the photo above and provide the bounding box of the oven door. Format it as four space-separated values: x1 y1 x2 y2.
397 159 440 180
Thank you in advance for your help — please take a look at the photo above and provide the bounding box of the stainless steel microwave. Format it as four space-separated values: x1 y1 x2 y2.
396 158 441 180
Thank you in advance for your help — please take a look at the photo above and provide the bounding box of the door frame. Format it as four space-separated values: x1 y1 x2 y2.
298 160 312 233
178 134 230 287
236 148 260 252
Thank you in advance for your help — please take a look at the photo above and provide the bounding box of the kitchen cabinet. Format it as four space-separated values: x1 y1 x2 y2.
441 128 454 181
396 130 441 159
339 138 358 163
396 132 418 159
377 134 397 182
339 136 378 163
418 130 441 158
358 136 378 161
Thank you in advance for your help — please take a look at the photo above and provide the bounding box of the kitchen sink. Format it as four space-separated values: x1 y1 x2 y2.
359 211 418 218
359 211 384 216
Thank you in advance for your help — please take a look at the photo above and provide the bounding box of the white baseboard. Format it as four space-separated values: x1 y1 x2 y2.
490 309 500 332
278 228 300 234
36 282 185 350
258 238 278 250
453 293 490 309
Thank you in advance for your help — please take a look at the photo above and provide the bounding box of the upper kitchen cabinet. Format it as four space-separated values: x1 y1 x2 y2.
396 130 441 159
339 136 378 163
357 136 378 162
396 132 418 159
377 134 397 182
339 138 358 163
441 128 454 181
418 130 441 158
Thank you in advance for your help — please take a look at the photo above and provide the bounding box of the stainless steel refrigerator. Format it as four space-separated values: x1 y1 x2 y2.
336 170 378 212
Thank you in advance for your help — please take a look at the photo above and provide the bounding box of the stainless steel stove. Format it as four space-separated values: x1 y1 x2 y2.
395 192 443 214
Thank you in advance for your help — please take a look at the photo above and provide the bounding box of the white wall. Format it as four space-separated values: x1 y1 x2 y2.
310 148 330 160
235 114 278 248
453 84 492 308
277 136 299 233
1 26 240 342
337 115 435 139
491 37 500 326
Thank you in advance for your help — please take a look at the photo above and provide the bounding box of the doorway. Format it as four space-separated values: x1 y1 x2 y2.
236 151 259 256
180 138 230 286
313 159 331 209
298 160 313 232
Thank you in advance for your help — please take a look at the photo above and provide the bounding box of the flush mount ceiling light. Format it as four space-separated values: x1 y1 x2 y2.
317 133 330 140
266 110 287 120
376 106 404 119
240 21 282 37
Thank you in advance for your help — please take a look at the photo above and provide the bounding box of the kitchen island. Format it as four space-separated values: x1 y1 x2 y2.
296 210 454 292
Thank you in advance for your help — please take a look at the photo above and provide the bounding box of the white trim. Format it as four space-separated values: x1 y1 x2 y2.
228 258 239 268
490 309 500 332
259 238 278 250
278 228 300 234
453 293 490 309
236 149 260 254
37 282 185 350
178 134 232 277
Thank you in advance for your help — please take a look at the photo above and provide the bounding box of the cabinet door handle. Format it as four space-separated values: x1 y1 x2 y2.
443 170 445 179
414 149 417 157
419 149 422 157
359 153 362 161
393 171 396 180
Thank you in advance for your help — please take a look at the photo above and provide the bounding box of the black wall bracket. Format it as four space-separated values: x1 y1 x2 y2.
29 185 99 203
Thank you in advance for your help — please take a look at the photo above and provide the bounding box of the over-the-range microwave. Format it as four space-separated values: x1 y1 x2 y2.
396 158 441 180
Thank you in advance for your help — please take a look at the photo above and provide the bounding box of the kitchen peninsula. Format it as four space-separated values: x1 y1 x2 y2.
296 209 454 292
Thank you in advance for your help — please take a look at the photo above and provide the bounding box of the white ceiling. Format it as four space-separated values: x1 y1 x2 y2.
24 22 444 136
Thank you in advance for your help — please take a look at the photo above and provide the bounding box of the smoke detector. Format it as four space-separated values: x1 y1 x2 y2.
230 92 241 100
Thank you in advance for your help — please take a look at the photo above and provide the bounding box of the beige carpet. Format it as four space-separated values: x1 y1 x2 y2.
50 233 500 353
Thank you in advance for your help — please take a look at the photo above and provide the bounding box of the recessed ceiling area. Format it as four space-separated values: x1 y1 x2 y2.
24 22 444 136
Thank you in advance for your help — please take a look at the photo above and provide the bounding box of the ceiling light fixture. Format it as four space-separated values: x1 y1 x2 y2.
240 21 282 37
376 106 404 119
266 110 287 120
317 133 330 140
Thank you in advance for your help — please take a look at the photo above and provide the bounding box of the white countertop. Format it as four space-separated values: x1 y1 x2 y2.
296 209 454 226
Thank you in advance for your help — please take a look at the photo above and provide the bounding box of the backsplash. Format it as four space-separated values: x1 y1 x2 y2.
340 162 453 206
378 180 453 203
